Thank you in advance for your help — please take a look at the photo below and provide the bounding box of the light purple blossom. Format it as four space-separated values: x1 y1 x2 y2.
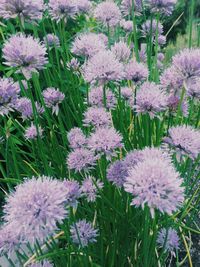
44 34 60 48
82 50 124 85
107 160 127 187
71 33 107 57
124 158 184 217
42 87 65 115
120 19 133 32
88 86 117 109
81 176 103 202
157 228 179 256
63 180 81 206
167 94 189 117
163 125 200 160
141 20 163 37
3 176 68 243
111 41 131 62
83 107 112 128
120 86 133 100
76 0 92 14
28 260 54 267
147 0 177 16
24 123 43 140
67 148 97 172
66 58 80 74
94 1 121 27
0 77 20 115
121 0 142 16
88 127 123 158
48 0 77 21
70 219 99 247
160 66 183 94
2 34 48 79
186 78 200 99
67 127 87 149
157 35 166 46
124 61 148 84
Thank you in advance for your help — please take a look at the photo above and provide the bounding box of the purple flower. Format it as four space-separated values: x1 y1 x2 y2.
111 41 131 62
147 0 177 16
124 158 184 217
0 0 44 22
88 86 117 109
3 176 68 243
88 127 123 158
141 20 163 37
124 61 148 84
167 94 189 117
160 66 183 94
2 33 48 79
67 127 87 149
186 78 200 99
48 0 77 21
14 97 44 120
157 228 179 256
82 50 124 85
158 35 166 46
66 58 80 74
0 77 20 115
94 1 121 27
63 180 81 206
67 148 97 172
42 87 65 115
44 34 60 48
120 19 133 32
163 125 200 160
107 160 127 187
70 219 98 247
83 107 112 128
120 86 133 100
134 82 168 117
81 176 103 202
24 123 43 140
71 33 107 57
28 260 54 267
121 0 142 16
76 0 91 14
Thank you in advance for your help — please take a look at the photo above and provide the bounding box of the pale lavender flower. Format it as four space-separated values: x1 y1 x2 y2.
0 0 44 22
94 1 121 27
160 66 183 94
120 19 133 32
24 123 43 140
120 86 133 100
2 33 48 79
44 34 60 48
88 127 123 158
67 148 97 172
157 35 166 46
167 95 189 117
111 41 131 62
63 180 81 206
163 125 200 160
124 61 148 84
76 0 92 14
70 219 98 247
0 77 20 115
3 176 68 243
83 50 124 85
186 78 200 99
134 82 168 118
48 0 77 21
14 97 44 120
157 52 165 62
123 150 144 170
124 158 184 217
28 260 54 267
147 0 177 16
83 107 112 128
157 228 179 256
107 160 127 187
66 58 80 74
121 0 142 16
67 127 87 149
141 20 163 37
42 87 65 115
88 86 117 109
71 33 107 57
81 176 103 202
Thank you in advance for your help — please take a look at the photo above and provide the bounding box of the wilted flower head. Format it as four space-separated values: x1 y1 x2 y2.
67 148 97 172
67 127 87 149
24 123 43 140
44 34 60 48
111 41 131 62
134 81 168 117
94 1 121 27
28 260 54 267
15 97 44 120
0 77 20 115
157 228 179 256
88 127 123 158
107 160 127 187
42 87 65 115
121 0 142 16
88 86 117 109
82 50 124 85
71 32 107 57
0 0 44 22
141 19 163 37
76 0 92 14
147 0 177 16
163 125 200 160
125 61 148 84
70 219 99 247
120 19 133 32
63 180 81 206
48 0 77 21
83 107 112 128
3 176 68 243
124 158 184 217
2 33 48 79
81 176 103 202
